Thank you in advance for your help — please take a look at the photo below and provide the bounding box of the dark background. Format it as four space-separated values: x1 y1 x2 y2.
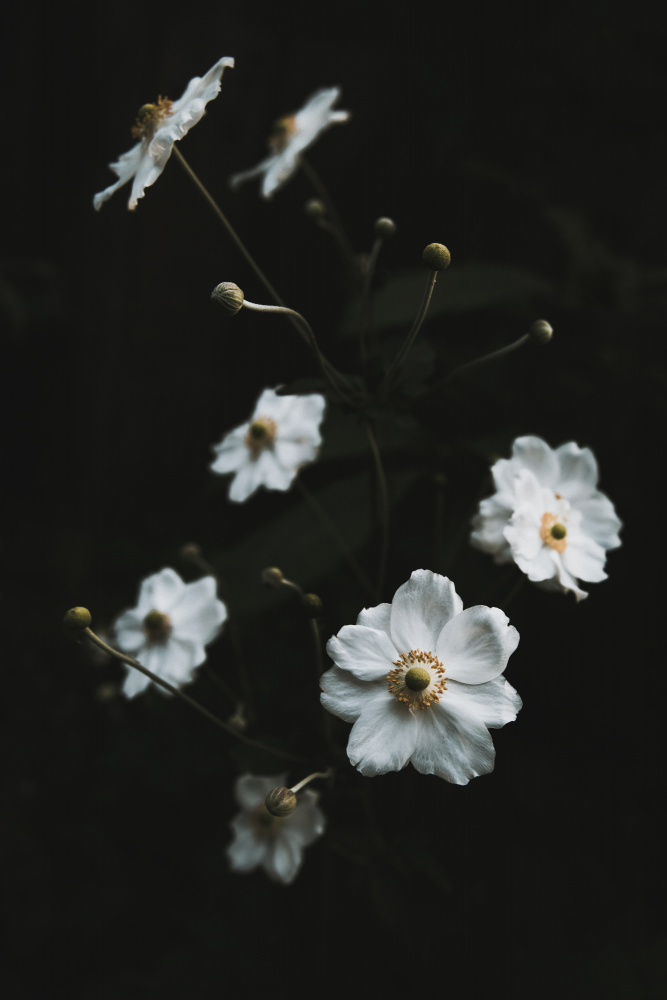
3 1 666 996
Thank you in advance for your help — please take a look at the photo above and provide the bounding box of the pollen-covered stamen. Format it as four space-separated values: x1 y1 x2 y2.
268 114 298 153
251 802 284 838
540 512 568 553
245 416 277 455
387 649 447 711
142 609 172 644
131 96 174 141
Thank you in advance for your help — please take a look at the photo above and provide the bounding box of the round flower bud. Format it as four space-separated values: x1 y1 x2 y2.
211 282 244 316
261 566 284 587
63 607 92 630
374 216 397 240
265 786 297 817
300 593 323 618
180 542 202 561
528 319 553 345
422 243 451 271
304 198 326 220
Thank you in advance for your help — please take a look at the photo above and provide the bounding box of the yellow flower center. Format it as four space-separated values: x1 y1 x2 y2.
540 512 568 552
131 96 174 141
268 114 298 153
387 650 447 712
245 416 277 456
142 609 172 643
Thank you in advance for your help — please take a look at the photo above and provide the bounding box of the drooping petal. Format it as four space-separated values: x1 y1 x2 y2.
437 606 519 684
509 436 559 487
136 568 185 615
227 814 267 873
93 143 144 210
127 137 171 210
390 570 463 653
356 602 392 636
235 774 285 811
576 495 622 550
166 56 234 119
410 700 496 784
320 665 383 722
550 551 588 601
229 156 277 191
561 533 608 583
444 677 522 729
347 697 418 776
265 833 302 884
515 544 559 583
326 625 397 681
554 441 599 500
169 576 227 645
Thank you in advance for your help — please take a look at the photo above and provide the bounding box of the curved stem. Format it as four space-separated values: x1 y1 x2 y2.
379 269 438 394
426 333 530 396
290 767 333 794
359 236 383 369
82 628 307 764
364 421 390 597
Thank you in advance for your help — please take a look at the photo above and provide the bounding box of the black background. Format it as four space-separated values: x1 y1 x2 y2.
3 1 666 997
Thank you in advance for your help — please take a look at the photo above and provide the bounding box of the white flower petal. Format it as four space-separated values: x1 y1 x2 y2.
127 139 170 209
284 792 325 847
93 144 144 210
561 534 608 583
515 544 559 583
389 570 463 653
577 495 622 550
504 499 543 563
235 773 285 811
320 666 384 722
410 701 496 784
227 814 266 873
273 438 319 471
227 450 276 502
347 697 418 775
437 606 519 684
554 441 599 500
229 157 275 190
210 427 249 475
326 625 397 681
288 393 326 428
265 834 302 884
113 609 144 652
251 388 295 422
122 663 152 699
356 602 392 635
550 552 589 600
510 436 559 487
444 677 522 729
136 568 185 615
169 576 227 645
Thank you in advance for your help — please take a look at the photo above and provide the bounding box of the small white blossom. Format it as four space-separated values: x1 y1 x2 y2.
320 570 521 785
229 87 350 199
94 56 234 211
113 568 227 697
210 388 326 503
227 774 325 885
471 436 622 601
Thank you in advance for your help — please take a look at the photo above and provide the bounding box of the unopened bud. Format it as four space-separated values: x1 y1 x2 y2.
63 607 92 630
528 319 553 345
265 786 297 817
300 593 323 618
305 198 326 220
422 243 451 271
211 282 244 316
261 566 284 587
374 217 397 240
180 543 202 562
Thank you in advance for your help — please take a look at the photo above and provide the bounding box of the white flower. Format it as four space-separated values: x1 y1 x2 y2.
94 56 234 211
320 570 521 785
210 387 326 503
229 87 350 198
471 436 622 601
227 774 325 885
113 568 227 697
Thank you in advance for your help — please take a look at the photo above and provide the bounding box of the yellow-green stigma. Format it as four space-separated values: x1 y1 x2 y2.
268 114 297 153
245 416 277 455
131 96 174 140
550 523 567 540
142 609 172 643
540 512 568 553
387 650 447 712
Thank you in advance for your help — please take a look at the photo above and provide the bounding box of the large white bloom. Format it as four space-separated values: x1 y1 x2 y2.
229 87 350 199
320 570 521 785
113 568 227 697
94 56 234 211
471 436 622 601
227 774 325 885
210 387 326 503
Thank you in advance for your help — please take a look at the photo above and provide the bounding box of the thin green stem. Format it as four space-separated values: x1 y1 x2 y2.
309 619 324 676
290 768 333 794
359 236 383 369
295 479 376 601
426 333 530 396
379 269 438 394
83 628 307 764
300 157 358 274
364 421 390 597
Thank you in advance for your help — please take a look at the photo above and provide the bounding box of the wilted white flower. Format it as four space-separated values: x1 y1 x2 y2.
471 436 622 601
229 87 350 198
113 568 227 697
227 774 325 885
210 387 326 503
94 56 234 211
320 570 521 785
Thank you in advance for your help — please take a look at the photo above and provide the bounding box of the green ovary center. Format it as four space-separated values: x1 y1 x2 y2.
142 609 172 643
386 649 447 711
405 666 431 691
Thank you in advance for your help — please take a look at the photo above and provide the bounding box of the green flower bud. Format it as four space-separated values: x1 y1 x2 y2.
300 593 323 618
261 566 284 587
180 542 201 561
265 786 297 817
304 198 326 220
422 243 451 271
374 217 397 240
63 607 92 630
528 319 553 345
211 282 244 316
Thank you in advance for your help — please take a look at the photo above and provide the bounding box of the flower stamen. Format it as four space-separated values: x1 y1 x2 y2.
131 96 174 141
245 416 277 455
387 649 446 712
540 512 567 552
268 114 298 153
142 609 172 644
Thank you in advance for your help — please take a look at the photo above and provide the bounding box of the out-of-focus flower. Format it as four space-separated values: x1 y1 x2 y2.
94 56 234 211
229 87 350 198
113 568 227 697
471 436 622 601
320 570 521 785
210 388 326 503
227 774 325 885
